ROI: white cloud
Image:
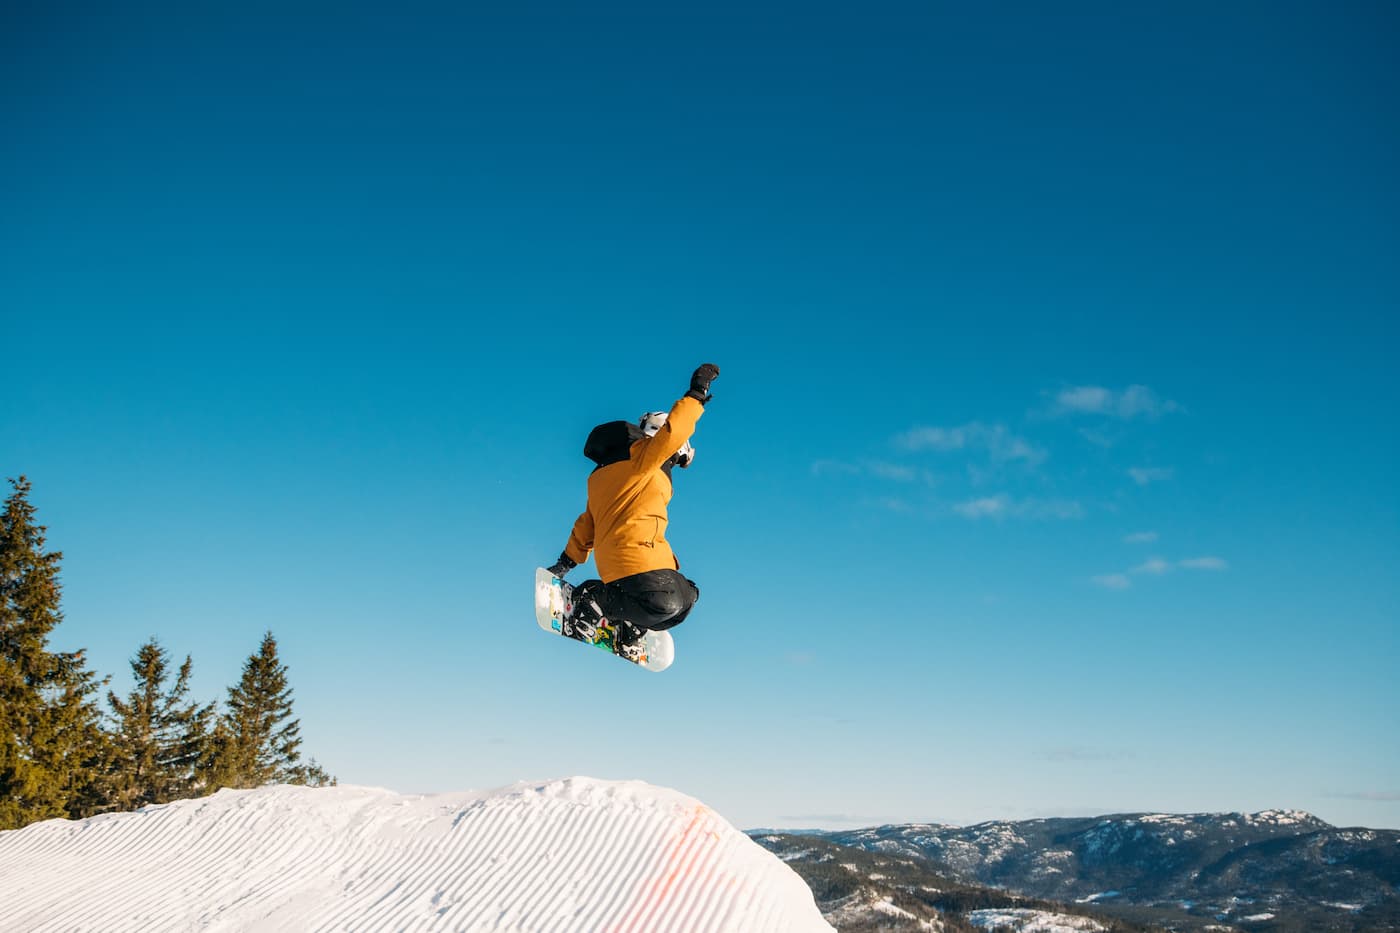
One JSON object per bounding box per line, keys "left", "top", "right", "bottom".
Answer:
{"left": 896, "top": 422, "right": 1046, "bottom": 466}
{"left": 1029, "top": 499, "right": 1086, "bottom": 520}
{"left": 812, "top": 460, "right": 932, "bottom": 485}
{"left": 1077, "top": 427, "right": 1116, "bottom": 448}
{"left": 778, "top": 811, "right": 894, "bottom": 826}
{"left": 1123, "top": 531, "right": 1158, "bottom": 544}
{"left": 1056, "top": 385, "right": 1113, "bottom": 414}
{"left": 1051, "top": 384, "right": 1180, "bottom": 420}
{"left": 1327, "top": 791, "right": 1400, "bottom": 802}
{"left": 1179, "top": 556, "right": 1229, "bottom": 570}
{"left": 1128, "top": 466, "right": 1175, "bottom": 486}
{"left": 872, "top": 496, "right": 915, "bottom": 515}
{"left": 811, "top": 459, "right": 862, "bottom": 477}
{"left": 1094, "top": 553, "right": 1227, "bottom": 589}
{"left": 1131, "top": 557, "right": 1173, "bottom": 575}
{"left": 953, "top": 495, "right": 1009, "bottom": 519}
{"left": 897, "top": 426, "right": 964, "bottom": 451}
{"left": 865, "top": 461, "right": 920, "bottom": 483}
{"left": 953, "top": 495, "right": 1083, "bottom": 521}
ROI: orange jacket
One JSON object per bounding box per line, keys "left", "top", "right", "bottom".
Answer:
{"left": 563, "top": 395, "right": 705, "bottom": 583}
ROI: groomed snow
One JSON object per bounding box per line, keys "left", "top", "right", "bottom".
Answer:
{"left": 0, "top": 777, "right": 832, "bottom": 932}
{"left": 967, "top": 909, "right": 1106, "bottom": 932}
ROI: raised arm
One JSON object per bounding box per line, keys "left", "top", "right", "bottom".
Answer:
{"left": 632, "top": 364, "right": 719, "bottom": 473}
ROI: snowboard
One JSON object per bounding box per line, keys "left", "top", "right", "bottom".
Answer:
{"left": 535, "top": 567, "right": 675, "bottom": 672}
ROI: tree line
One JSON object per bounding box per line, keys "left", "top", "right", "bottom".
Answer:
{"left": 1, "top": 476, "right": 332, "bottom": 831}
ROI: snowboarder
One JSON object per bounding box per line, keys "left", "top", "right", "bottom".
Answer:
{"left": 546, "top": 363, "right": 720, "bottom": 661}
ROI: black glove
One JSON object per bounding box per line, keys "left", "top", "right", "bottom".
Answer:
{"left": 547, "top": 553, "right": 577, "bottom": 579}
{"left": 686, "top": 363, "right": 720, "bottom": 404}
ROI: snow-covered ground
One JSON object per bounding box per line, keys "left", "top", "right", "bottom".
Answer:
{"left": 0, "top": 776, "right": 832, "bottom": 932}
{"left": 967, "top": 908, "right": 1106, "bottom": 932}
{"left": 823, "top": 892, "right": 941, "bottom": 931}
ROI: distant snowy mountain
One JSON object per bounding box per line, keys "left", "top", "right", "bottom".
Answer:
{"left": 752, "top": 830, "right": 1149, "bottom": 933}
{"left": 0, "top": 777, "right": 831, "bottom": 932}
{"left": 786, "top": 809, "right": 1400, "bottom": 931}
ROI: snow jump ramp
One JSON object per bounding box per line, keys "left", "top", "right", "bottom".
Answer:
{"left": 0, "top": 776, "right": 832, "bottom": 932}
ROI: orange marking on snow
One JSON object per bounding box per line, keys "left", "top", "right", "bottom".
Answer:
{"left": 615, "top": 805, "right": 717, "bottom": 933}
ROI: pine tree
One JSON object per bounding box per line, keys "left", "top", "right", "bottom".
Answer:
{"left": 205, "top": 632, "right": 328, "bottom": 789}
{"left": 0, "top": 476, "right": 110, "bottom": 828}
{"left": 195, "top": 720, "right": 241, "bottom": 792}
{"left": 290, "top": 757, "right": 336, "bottom": 788}
{"left": 107, "top": 639, "right": 213, "bottom": 808}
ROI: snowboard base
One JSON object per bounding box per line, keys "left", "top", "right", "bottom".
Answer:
{"left": 535, "top": 568, "right": 675, "bottom": 672}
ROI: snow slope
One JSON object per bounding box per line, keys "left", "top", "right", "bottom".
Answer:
{"left": 0, "top": 777, "right": 832, "bottom": 932}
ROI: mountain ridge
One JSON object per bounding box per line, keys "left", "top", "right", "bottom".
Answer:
{"left": 752, "top": 807, "right": 1400, "bottom": 931}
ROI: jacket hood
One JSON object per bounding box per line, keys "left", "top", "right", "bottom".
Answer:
{"left": 583, "top": 420, "right": 645, "bottom": 469}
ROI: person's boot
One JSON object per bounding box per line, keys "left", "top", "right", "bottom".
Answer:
{"left": 614, "top": 621, "right": 646, "bottom": 661}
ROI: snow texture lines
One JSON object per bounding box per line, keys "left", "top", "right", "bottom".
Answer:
{"left": 0, "top": 778, "right": 830, "bottom": 932}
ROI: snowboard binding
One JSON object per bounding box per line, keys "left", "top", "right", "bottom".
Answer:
{"left": 563, "top": 593, "right": 605, "bottom": 642}
{"left": 565, "top": 592, "right": 646, "bottom": 661}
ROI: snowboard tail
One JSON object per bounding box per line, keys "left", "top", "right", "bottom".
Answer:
{"left": 535, "top": 568, "right": 674, "bottom": 672}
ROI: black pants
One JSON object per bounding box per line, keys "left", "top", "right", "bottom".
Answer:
{"left": 575, "top": 569, "right": 699, "bottom": 632}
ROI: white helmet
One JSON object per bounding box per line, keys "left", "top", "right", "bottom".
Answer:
{"left": 639, "top": 411, "right": 695, "bottom": 468}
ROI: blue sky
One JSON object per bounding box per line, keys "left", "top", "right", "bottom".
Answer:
{"left": 3, "top": 2, "right": 1397, "bottom": 830}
